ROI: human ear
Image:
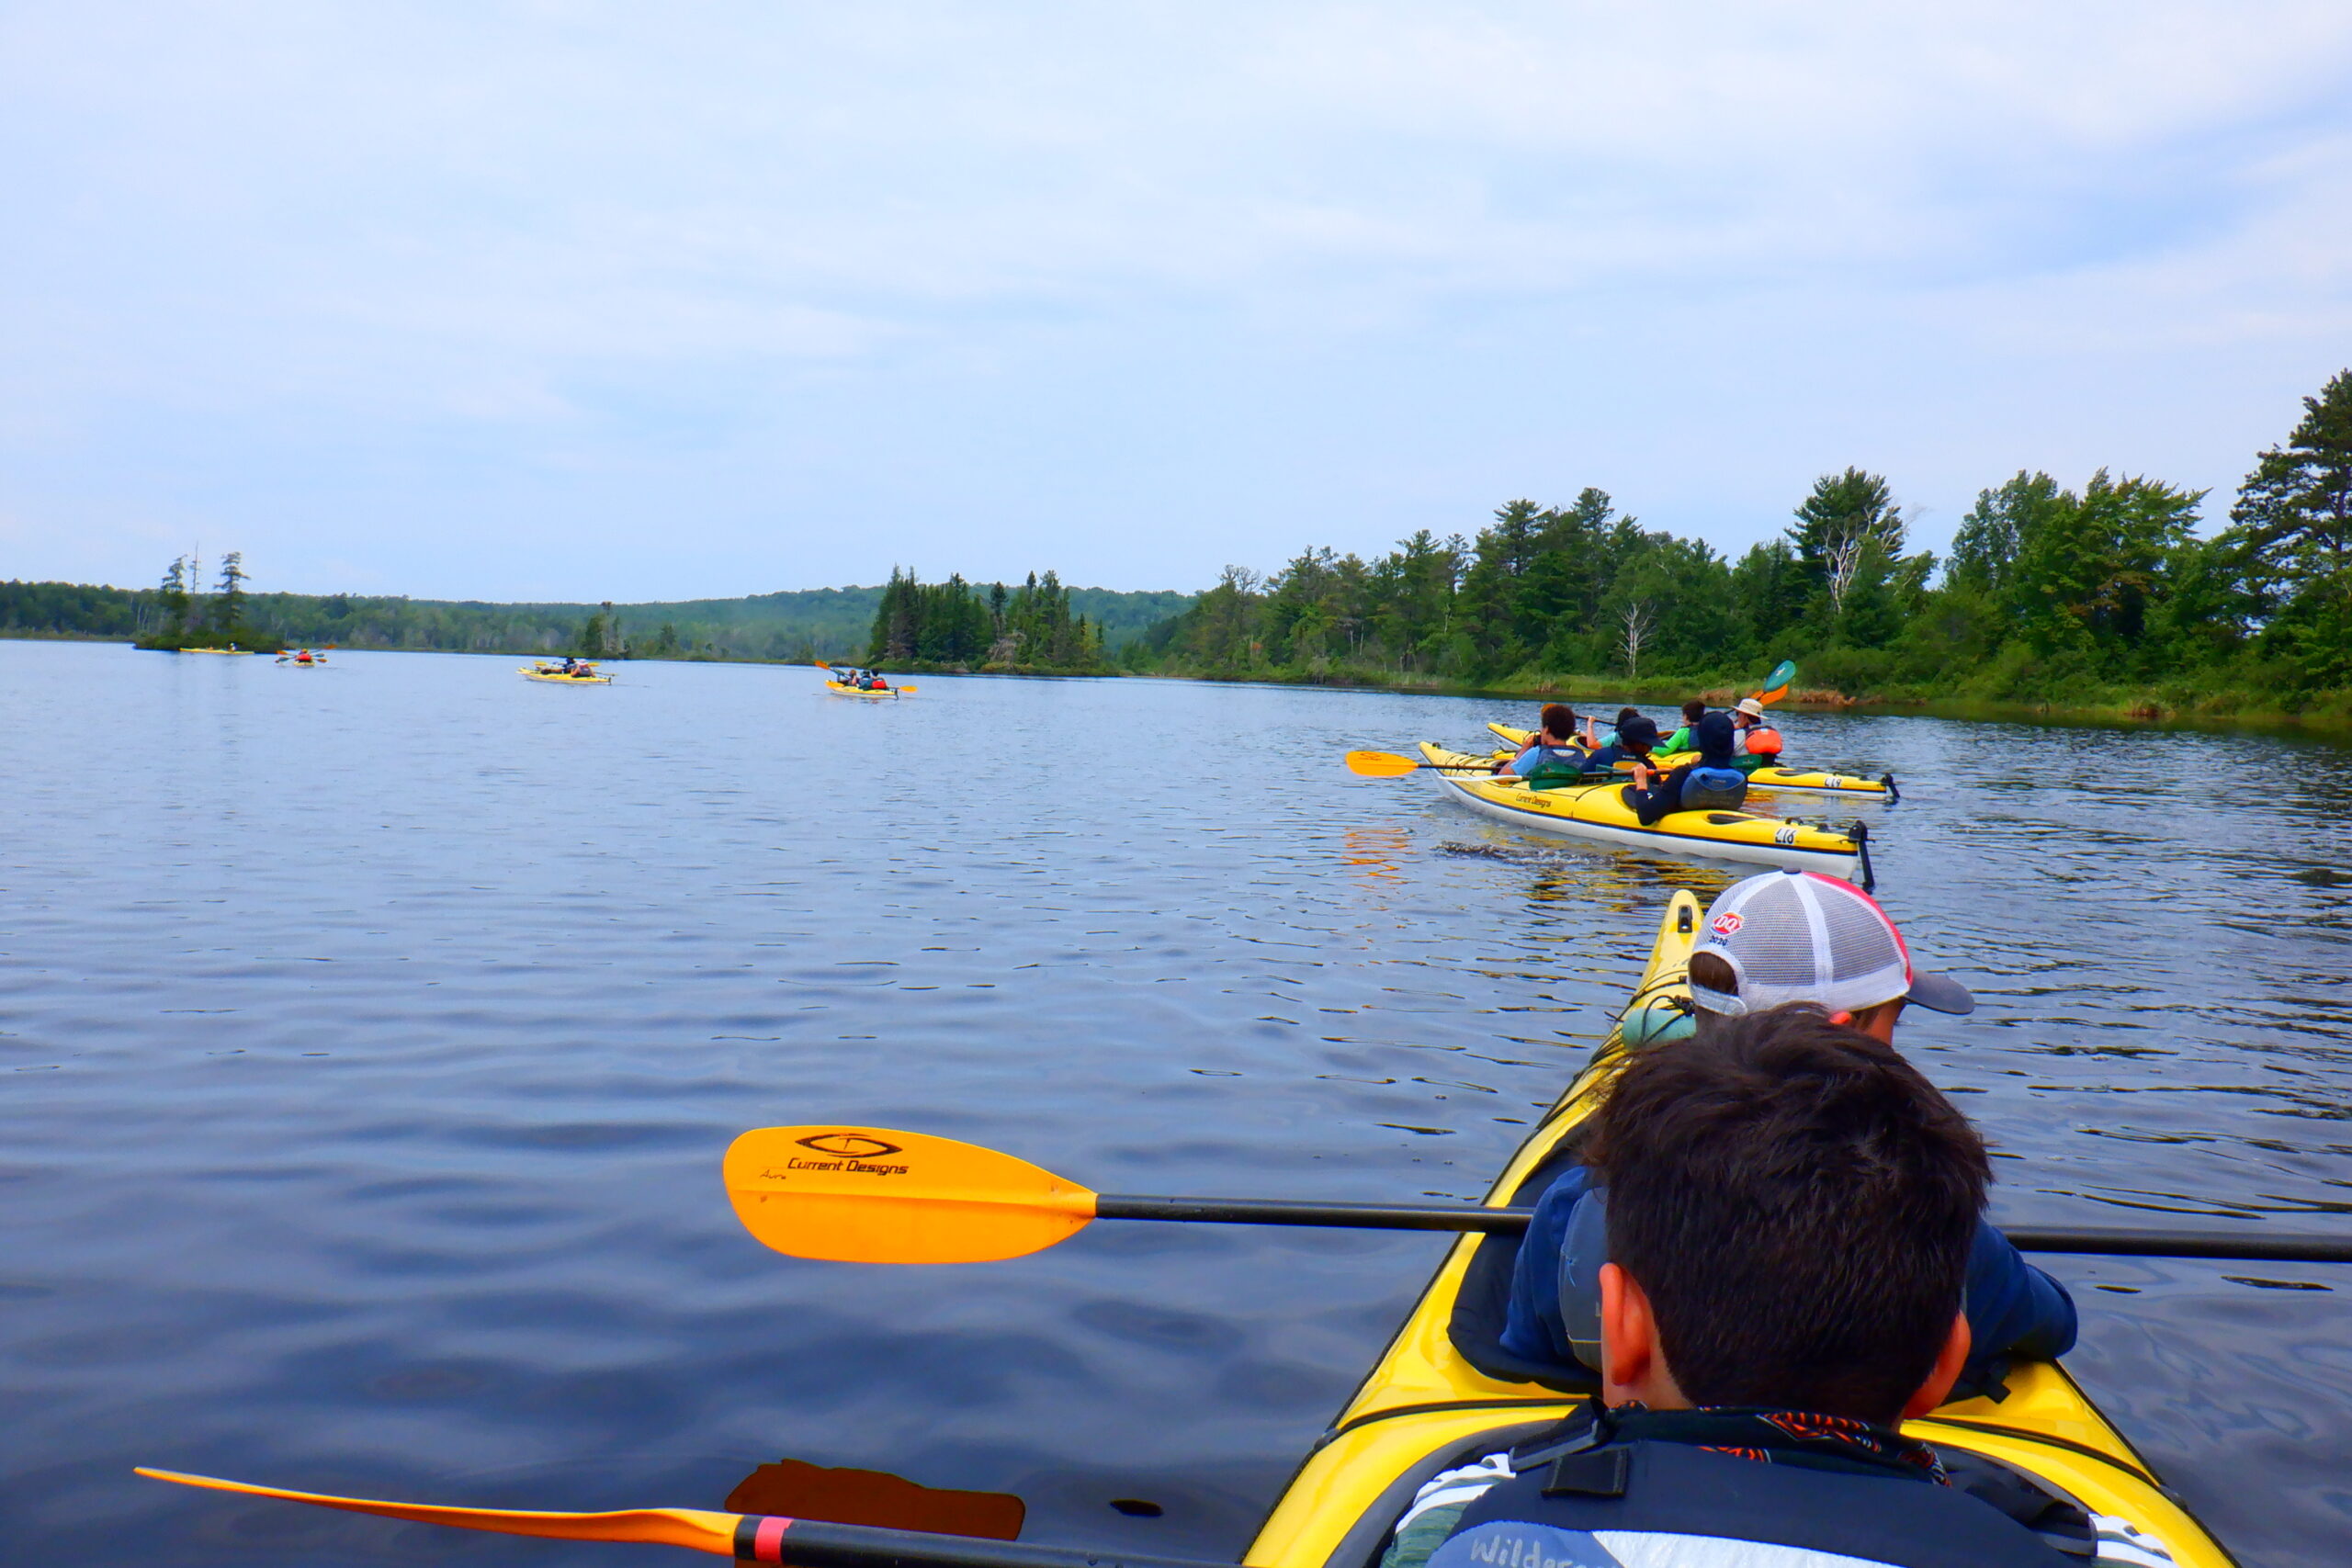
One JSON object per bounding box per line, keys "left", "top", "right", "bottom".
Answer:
{"left": 1599, "top": 1262, "right": 1654, "bottom": 1405}
{"left": 1900, "top": 1312, "right": 1973, "bottom": 1419}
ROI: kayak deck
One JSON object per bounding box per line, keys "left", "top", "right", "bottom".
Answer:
{"left": 1420, "top": 743, "right": 1868, "bottom": 881}
{"left": 1486, "top": 723, "right": 1894, "bottom": 799}
{"left": 1244, "top": 891, "right": 2226, "bottom": 1568}
{"left": 824, "top": 680, "right": 902, "bottom": 698}
{"left": 520, "top": 666, "right": 612, "bottom": 683}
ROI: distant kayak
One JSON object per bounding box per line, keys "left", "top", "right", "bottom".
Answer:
{"left": 1487, "top": 722, "right": 1896, "bottom": 799}
{"left": 1419, "top": 741, "right": 1871, "bottom": 881}
{"left": 521, "top": 664, "right": 612, "bottom": 684}
{"left": 823, "top": 679, "right": 903, "bottom": 699}
{"left": 180, "top": 647, "right": 255, "bottom": 656}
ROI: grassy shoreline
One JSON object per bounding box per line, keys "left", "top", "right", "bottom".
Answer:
{"left": 20, "top": 631, "right": 2347, "bottom": 738}
{"left": 1135, "top": 665, "right": 2352, "bottom": 739}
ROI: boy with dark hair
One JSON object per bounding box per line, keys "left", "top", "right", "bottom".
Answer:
{"left": 1391, "top": 1009, "right": 2153, "bottom": 1566}
{"left": 1494, "top": 705, "right": 1589, "bottom": 785}
{"left": 1658, "top": 697, "right": 1709, "bottom": 754}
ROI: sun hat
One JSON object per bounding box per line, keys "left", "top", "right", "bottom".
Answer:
{"left": 1617, "top": 715, "right": 1661, "bottom": 751}
{"left": 1735, "top": 696, "right": 1768, "bottom": 719}
{"left": 1690, "top": 869, "right": 1973, "bottom": 1017}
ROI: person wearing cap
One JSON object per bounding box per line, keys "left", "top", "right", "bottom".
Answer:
{"left": 1731, "top": 694, "right": 1786, "bottom": 773}
{"left": 1622, "top": 710, "right": 1748, "bottom": 823}
{"left": 1490, "top": 870, "right": 2077, "bottom": 1399}
{"left": 1493, "top": 704, "right": 1590, "bottom": 786}
{"left": 1578, "top": 712, "right": 1661, "bottom": 774}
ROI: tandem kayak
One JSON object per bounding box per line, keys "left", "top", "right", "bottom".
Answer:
{"left": 1420, "top": 742, "right": 1872, "bottom": 882}
{"left": 824, "top": 680, "right": 903, "bottom": 699}
{"left": 1487, "top": 723, "right": 1897, "bottom": 800}
{"left": 1244, "top": 888, "right": 2227, "bottom": 1568}
{"left": 520, "top": 664, "right": 613, "bottom": 684}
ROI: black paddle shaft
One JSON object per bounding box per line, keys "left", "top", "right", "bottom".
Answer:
{"left": 2002, "top": 1226, "right": 2352, "bottom": 1265}
{"left": 1091, "top": 1196, "right": 2352, "bottom": 1263}
{"left": 1095, "top": 1195, "right": 1535, "bottom": 1233}
{"left": 740, "top": 1517, "right": 1228, "bottom": 1568}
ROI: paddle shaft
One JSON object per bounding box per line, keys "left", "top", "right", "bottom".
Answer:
{"left": 1096, "top": 1195, "right": 1534, "bottom": 1232}
{"left": 740, "top": 1517, "right": 1221, "bottom": 1568}
{"left": 1092, "top": 1195, "right": 2352, "bottom": 1262}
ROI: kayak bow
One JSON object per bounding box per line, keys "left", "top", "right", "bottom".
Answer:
{"left": 1245, "top": 891, "right": 2229, "bottom": 1568}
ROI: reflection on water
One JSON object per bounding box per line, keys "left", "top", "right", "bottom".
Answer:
{"left": 0, "top": 643, "right": 2347, "bottom": 1568}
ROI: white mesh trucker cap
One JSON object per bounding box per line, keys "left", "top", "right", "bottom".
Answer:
{"left": 1690, "top": 869, "right": 1973, "bottom": 1018}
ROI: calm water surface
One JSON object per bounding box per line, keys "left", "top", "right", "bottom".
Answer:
{"left": 3, "top": 642, "right": 2347, "bottom": 1566}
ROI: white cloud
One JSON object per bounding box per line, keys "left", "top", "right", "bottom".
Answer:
{"left": 0, "top": 2, "right": 2347, "bottom": 595}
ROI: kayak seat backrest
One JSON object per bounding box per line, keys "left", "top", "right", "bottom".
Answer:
{"left": 1319, "top": 1418, "right": 1567, "bottom": 1568}
{"left": 1679, "top": 767, "right": 1748, "bottom": 811}
{"left": 1446, "top": 1140, "right": 1602, "bottom": 1395}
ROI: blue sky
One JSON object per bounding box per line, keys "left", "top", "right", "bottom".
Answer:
{"left": 4, "top": 3, "right": 2350, "bottom": 602}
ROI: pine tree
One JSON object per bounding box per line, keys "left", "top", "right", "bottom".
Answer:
{"left": 2228, "top": 368, "right": 2352, "bottom": 688}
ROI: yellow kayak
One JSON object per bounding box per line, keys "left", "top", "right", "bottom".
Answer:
{"left": 824, "top": 679, "right": 904, "bottom": 699}
{"left": 1246, "top": 890, "right": 2228, "bottom": 1568}
{"left": 180, "top": 646, "right": 255, "bottom": 656}
{"left": 520, "top": 664, "right": 613, "bottom": 684}
{"left": 1488, "top": 723, "right": 1896, "bottom": 799}
{"left": 1420, "top": 742, "right": 1871, "bottom": 881}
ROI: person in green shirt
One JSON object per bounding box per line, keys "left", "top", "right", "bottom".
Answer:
{"left": 1657, "top": 698, "right": 1708, "bottom": 754}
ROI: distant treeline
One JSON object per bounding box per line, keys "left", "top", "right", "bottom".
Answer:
{"left": 0, "top": 575, "right": 1193, "bottom": 664}
{"left": 1123, "top": 369, "right": 2352, "bottom": 722}
{"left": 864, "top": 568, "right": 1170, "bottom": 673}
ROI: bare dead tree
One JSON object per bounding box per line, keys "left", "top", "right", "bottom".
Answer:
{"left": 1620, "top": 600, "right": 1656, "bottom": 679}
{"left": 1824, "top": 528, "right": 1869, "bottom": 613}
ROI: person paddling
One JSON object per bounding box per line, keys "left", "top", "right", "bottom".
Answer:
{"left": 1492, "top": 705, "right": 1589, "bottom": 786}
{"left": 1578, "top": 713, "right": 1660, "bottom": 774}
{"left": 1488, "top": 871, "right": 2075, "bottom": 1405}
{"left": 1731, "top": 694, "right": 1786, "bottom": 773}
{"left": 1657, "top": 698, "right": 1707, "bottom": 754}
{"left": 1621, "top": 711, "right": 1748, "bottom": 823}
{"left": 1387, "top": 1005, "right": 2138, "bottom": 1568}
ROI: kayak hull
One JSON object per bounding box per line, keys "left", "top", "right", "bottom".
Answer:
{"left": 520, "top": 667, "right": 613, "bottom": 684}
{"left": 1486, "top": 722, "right": 1895, "bottom": 799}
{"left": 824, "top": 681, "right": 902, "bottom": 699}
{"left": 1244, "top": 891, "right": 2228, "bottom": 1568}
{"left": 1421, "top": 743, "right": 1867, "bottom": 880}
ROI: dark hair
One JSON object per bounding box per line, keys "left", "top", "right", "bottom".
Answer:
{"left": 1682, "top": 699, "right": 1707, "bottom": 723}
{"left": 1615, "top": 707, "right": 1641, "bottom": 728}
{"left": 1540, "top": 704, "right": 1577, "bottom": 738}
{"left": 1687, "top": 950, "right": 1736, "bottom": 1001}
{"left": 1587, "top": 1006, "right": 1989, "bottom": 1423}
{"left": 1692, "top": 711, "right": 1736, "bottom": 766}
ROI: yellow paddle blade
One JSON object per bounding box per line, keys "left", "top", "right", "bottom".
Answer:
{"left": 725, "top": 1126, "right": 1097, "bottom": 1264}
{"left": 1344, "top": 750, "right": 1420, "bottom": 777}
{"left": 135, "top": 1470, "right": 739, "bottom": 1556}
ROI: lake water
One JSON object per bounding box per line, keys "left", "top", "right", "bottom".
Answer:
{"left": 3, "top": 640, "right": 2347, "bottom": 1567}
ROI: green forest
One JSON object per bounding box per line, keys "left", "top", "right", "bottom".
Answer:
{"left": 864, "top": 568, "right": 1119, "bottom": 672}
{"left": 1124, "top": 369, "right": 2352, "bottom": 723}
{"left": 0, "top": 572, "right": 1189, "bottom": 667}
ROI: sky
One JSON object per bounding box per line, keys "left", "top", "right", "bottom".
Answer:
{"left": 4, "top": 3, "right": 2351, "bottom": 604}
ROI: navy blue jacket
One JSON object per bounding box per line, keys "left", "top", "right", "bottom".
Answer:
{"left": 1497, "top": 1165, "right": 2078, "bottom": 1396}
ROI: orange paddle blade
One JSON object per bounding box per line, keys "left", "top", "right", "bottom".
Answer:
{"left": 1343, "top": 750, "right": 1419, "bottom": 778}
{"left": 816, "top": 660, "right": 832, "bottom": 670}
{"left": 724, "top": 1127, "right": 1097, "bottom": 1263}
{"left": 135, "top": 1470, "right": 739, "bottom": 1556}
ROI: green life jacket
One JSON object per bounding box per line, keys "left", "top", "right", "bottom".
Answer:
{"left": 1520, "top": 746, "right": 1594, "bottom": 789}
